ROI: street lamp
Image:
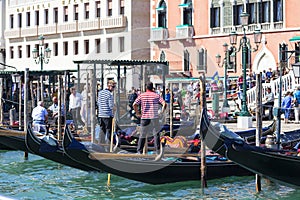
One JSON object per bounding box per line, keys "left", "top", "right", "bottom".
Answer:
{"left": 229, "top": 12, "right": 262, "bottom": 117}
{"left": 32, "top": 35, "right": 51, "bottom": 71}
{"left": 216, "top": 43, "right": 236, "bottom": 113}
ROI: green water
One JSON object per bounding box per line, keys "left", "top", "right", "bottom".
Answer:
{"left": 0, "top": 151, "right": 299, "bottom": 200}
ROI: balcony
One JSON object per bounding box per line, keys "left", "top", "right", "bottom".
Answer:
{"left": 100, "top": 16, "right": 127, "bottom": 29}
{"left": 21, "top": 27, "right": 38, "bottom": 37}
{"left": 57, "top": 21, "right": 78, "bottom": 33}
{"left": 4, "top": 29, "right": 21, "bottom": 38}
{"left": 79, "top": 19, "right": 100, "bottom": 31}
{"left": 39, "top": 24, "right": 57, "bottom": 35}
{"left": 150, "top": 27, "right": 168, "bottom": 42}
{"left": 176, "top": 25, "right": 194, "bottom": 41}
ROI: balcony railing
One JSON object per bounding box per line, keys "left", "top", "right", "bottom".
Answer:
{"left": 150, "top": 27, "right": 168, "bottom": 42}
{"left": 39, "top": 24, "right": 57, "bottom": 35}
{"left": 57, "top": 21, "right": 78, "bottom": 33}
{"left": 79, "top": 19, "right": 100, "bottom": 31}
{"left": 4, "top": 29, "right": 21, "bottom": 38}
{"left": 21, "top": 27, "right": 38, "bottom": 37}
{"left": 176, "top": 25, "right": 194, "bottom": 40}
{"left": 100, "top": 16, "right": 127, "bottom": 29}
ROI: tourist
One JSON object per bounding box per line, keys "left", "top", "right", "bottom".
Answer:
{"left": 48, "top": 97, "right": 65, "bottom": 125}
{"left": 281, "top": 91, "right": 293, "bottom": 123}
{"left": 32, "top": 101, "right": 48, "bottom": 132}
{"left": 69, "top": 87, "right": 85, "bottom": 130}
{"left": 263, "top": 87, "right": 274, "bottom": 120}
{"left": 293, "top": 86, "right": 300, "bottom": 123}
{"left": 128, "top": 88, "right": 138, "bottom": 120}
{"left": 97, "top": 80, "right": 116, "bottom": 143}
{"left": 133, "top": 82, "right": 166, "bottom": 154}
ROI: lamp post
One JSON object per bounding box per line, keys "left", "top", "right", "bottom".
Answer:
{"left": 229, "top": 12, "right": 262, "bottom": 117}
{"left": 32, "top": 35, "right": 51, "bottom": 71}
{"left": 216, "top": 43, "right": 235, "bottom": 112}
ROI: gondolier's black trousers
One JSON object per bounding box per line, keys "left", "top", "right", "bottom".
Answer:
{"left": 137, "top": 118, "right": 160, "bottom": 154}
{"left": 98, "top": 117, "right": 113, "bottom": 144}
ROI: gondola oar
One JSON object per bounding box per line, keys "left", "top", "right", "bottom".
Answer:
{"left": 107, "top": 117, "right": 115, "bottom": 187}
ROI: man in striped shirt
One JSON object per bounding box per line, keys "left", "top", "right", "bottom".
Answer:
{"left": 97, "top": 80, "right": 116, "bottom": 143}
{"left": 133, "top": 82, "right": 166, "bottom": 154}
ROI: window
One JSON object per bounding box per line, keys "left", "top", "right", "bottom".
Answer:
{"left": 248, "top": 3, "right": 257, "bottom": 24}
{"left": 54, "top": 7, "right": 58, "bottom": 23}
{"left": 10, "top": 15, "right": 14, "bottom": 29}
{"left": 26, "top": 12, "right": 31, "bottom": 27}
{"left": 258, "top": 1, "right": 270, "bottom": 23}
{"left": 108, "top": 0, "right": 112, "bottom": 16}
{"left": 74, "top": 5, "right": 79, "bottom": 20}
{"left": 64, "top": 6, "right": 68, "bottom": 22}
{"left": 18, "top": 46, "right": 22, "bottom": 58}
{"left": 84, "top": 40, "right": 89, "bottom": 54}
{"left": 84, "top": 3, "right": 89, "bottom": 19}
{"left": 183, "top": 49, "right": 190, "bottom": 71}
{"left": 107, "top": 38, "right": 112, "bottom": 53}
{"left": 18, "top": 13, "right": 22, "bottom": 28}
{"left": 53, "top": 42, "right": 58, "bottom": 56}
{"left": 119, "top": 37, "right": 124, "bottom": 52}
{"left": 157, "top": 0, "right": 167, "bottom": 28}
{"left": 44, "top": 9, "right": 49, "bottom": 24}
{"left": 273, "top": 0, "right": 283, "bottom": 22}
{"left": 63, "top": 42, "right": 68, "bottom": 56}
{"left": 197, "top": 48, "right": 207, "bottom": 72}
{"left": 26, "top": 45, "right": 31, "bottom": 58}
{"left": 35, "top": 11, "right": 39, "bottom": 26}
{"left": 10, "top": 47, "right": 14, "bottom": 59}
{"left": 95, "top": 39, "right": 101, "bottom": 53}
{"left": 74, "top": 41, "right": 79, "bottom": 55}
{"left": 210, "top": 6, "right": 220, "bottom": 28}
{"left": 233, "top": 4, "right": 243, "bottom": 25}
{"left": 96, "top": 1, "right": 101, "bottom": 17}
{"left": 120, "top": 0, "right": 125, "bottom": 15}
{"left": 183, "top": 0, "right": 192, "bottom": 25}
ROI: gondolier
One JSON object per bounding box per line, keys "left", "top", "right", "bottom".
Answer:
{"left": 133, "top": 82, "right": 166, "bottom": 154}
{"left": 31, "top": 101, "right": 48, "bottom": 132}
{"left": 97, "top": 79, "right": 116, "bottom": 144}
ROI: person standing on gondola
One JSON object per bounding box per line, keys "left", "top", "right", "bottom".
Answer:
{"left": 32, "top": 101, "right": 48, "bottom": 132}
{"left": 133, "top": 82, "right": 166, "bottom": 154}
{"left": 69, "top": 87, "right": 85, "bottom": 130}
{"left": 97, "top": 80, "right": 116, "bottom": 144}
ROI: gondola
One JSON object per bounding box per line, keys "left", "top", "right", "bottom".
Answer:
{"left": 199, "top": 108, "right": 300, "bottom": 187}
{"left": 63, "top": 124, "right": 252, "bottom": 184}
{"left": 25, "top": 124, "right": 97, "bottom": 172}
{"left": 0, "top": 127, "right": 27, "bottom": 151}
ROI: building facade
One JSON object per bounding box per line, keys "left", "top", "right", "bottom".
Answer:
{"left": 3, "top": 0, "right": 151, "bottom": 90}
{"left": 150, "top": 0, "right": 300, "bottom": 78}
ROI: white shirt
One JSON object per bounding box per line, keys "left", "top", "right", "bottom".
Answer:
{"left": 69, "top": 92, "right": 82, "bottom": 109}
{"left": 32, "top": 105, "right": 48, "bottom": 121}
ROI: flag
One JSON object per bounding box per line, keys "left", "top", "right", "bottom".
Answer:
{"left": 211, "top": 71, "right": 219, "bottom": 83}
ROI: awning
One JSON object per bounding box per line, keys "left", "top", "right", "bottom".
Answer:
{"left": 156, "top": 6, "right": 166, "bottom": 11}
{"left": 289, "top": 36, "right": 300, "bottom": 42}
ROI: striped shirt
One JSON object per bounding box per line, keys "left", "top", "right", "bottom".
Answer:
{"left": 134, "top": 91, "right": 165, "bottom": 119}
{"left": 97, "top": 89, "right": 114, "bottom": 117}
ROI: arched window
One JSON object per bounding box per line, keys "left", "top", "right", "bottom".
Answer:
{"left": 184, "top": 49, "right": 190, "bottom": 72}
{"left": 179, "top": 0, "right": 193, "bottom": 26}
{"left": 157, "top": 0, "right": 167, "bottom": 28}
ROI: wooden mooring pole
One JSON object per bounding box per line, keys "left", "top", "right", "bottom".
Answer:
{"left": 24, "top": 68, "right": 29, "bottom": 159}
{"left": 199, "top": 74, "right": 207, "bottom": 191}
{"left": 255, "top": 72, "right": 262, "bottom": 192}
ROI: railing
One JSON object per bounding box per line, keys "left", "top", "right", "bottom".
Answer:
{"left": 247, "top": 71, "right": 296, "bottom": 108}
{"left": 100, "top": 16, "right": 126, "bottom": 29}
{"left": 150, "top": 28, "right": 168, "bottom": 41}
{"left": 21, "top": 27, "right": 38, "bottom": 37}
{"left": 57, "top": 22, "right": 78, "bottom": 33}
{"left": 39, "top": 24, "right": 57, "bottom": 35}
{"left": 79, "top": 19, "right": 100, "bottom": 31}
{"left": 176, "top": 25, "right": 194, "bottom": 39}
{"left": 4, "top": 29, "right": 21, "bottom": 38}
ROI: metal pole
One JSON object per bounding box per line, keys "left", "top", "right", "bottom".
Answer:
{"left": 240, "top": 27, "right": 251, "bottom": 116}
{"left": 276, "top": 61, "right": 283, "bottom": 149}
{"left": 24, "top": 68, "right": 29, "bottom": 159}
{"left": 18, "top": 75, "right": 22, "bottom": 130}
{"left": 223, "top": 50, "right": 229, "bottom": 109}
{"left": 40, "top": 46, "right": 43, "bottom": 71}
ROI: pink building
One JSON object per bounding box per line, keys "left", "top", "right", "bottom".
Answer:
{"left": 149, "top": 0, "right": 300, "bottom": 78}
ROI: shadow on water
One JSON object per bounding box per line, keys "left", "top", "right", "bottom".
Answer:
{"left": 0, "top": 151, "right": 299, "bottom": 199}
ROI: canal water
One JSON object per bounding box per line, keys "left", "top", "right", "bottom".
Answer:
{"left": 0, "top": 150, "right": 299, "bottom": 200}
